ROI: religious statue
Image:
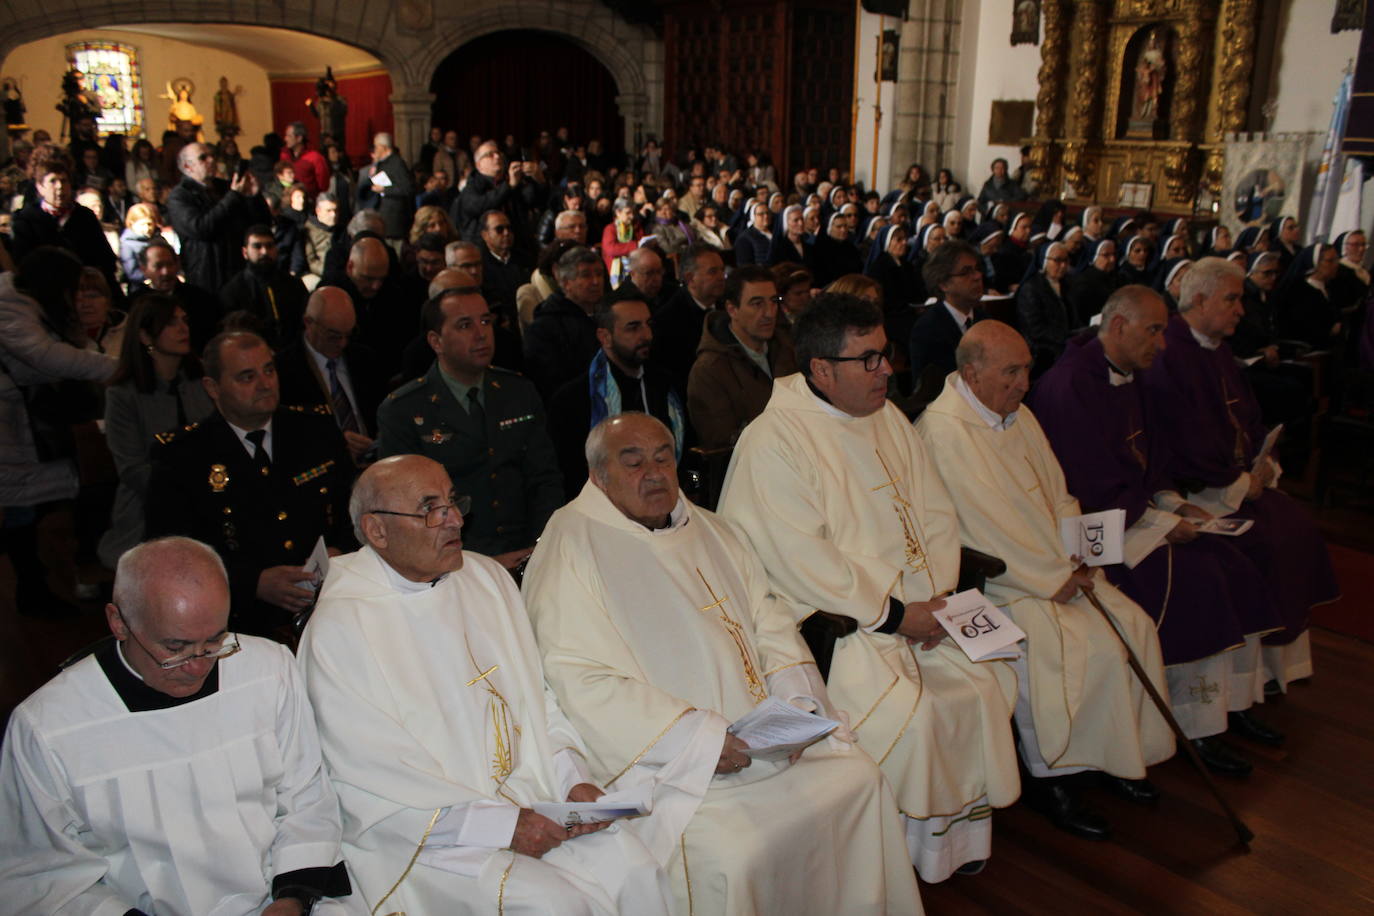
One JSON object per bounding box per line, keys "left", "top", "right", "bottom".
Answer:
{"left": 1132, "top": 29, "right": 1167, "bottom": 122}
{"left": 56, "top": 69, "right": 101, "bottom": 133}
{"left": 305, "top": 67, "right": 348, "bottom": 153}
{"left": 214, "top": 76, "right": 242, "bottom": 140}
{"left": 160, "top": 78, "right": 205, "bottom": 142}
{"left": 3, "top": 77, "right": 27, "bottom": 136}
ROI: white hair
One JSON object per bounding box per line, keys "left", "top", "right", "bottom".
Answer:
{"left": 1179, "top": 257, "right": 1243, "bottom": 312}
{"left": 584, "top": 412, "right": 671, "bottom": 482}
{"left": 372, "top": 132, "right": 394, "bottom": 151}
{"left": 113, "top": 537, "right": 226, "bottom": 624}
{"left": 348, "top": 468, "right": 384, "bottom": 545}
{"left": 347, "top": 209, "right": 384, "bottom": 236}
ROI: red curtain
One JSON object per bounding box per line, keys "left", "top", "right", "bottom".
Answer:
{"left": 269, "top": 71, "right": 394, "bottom": 163}
{"left": 428, "top": 30, "right": 624, "bottom": 156}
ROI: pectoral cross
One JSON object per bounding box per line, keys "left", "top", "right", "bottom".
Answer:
{"left": 1189, "top": 676, "right": 1221, "bottom": 704}
{"left": 873, "top": 450, "right": 936, "bottom": 593}
{"left": 465, "top": 653, "right": 516, "bottom": 786}
{"left": 696, "top": 568, "right": 766, "bottom": 702}
{"left": 1220, "top": 375, "right": 1251, "bottom": 468}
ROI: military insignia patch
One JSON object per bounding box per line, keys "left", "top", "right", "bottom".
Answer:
{"left": 428, "top": 429, "right": 453, "bottom": 444}
{"left": 209, "top": 464, "right": 229, "bottom": 492}
{"left": 293, "top": 460, "right": 336, "bottom": 486}
{"left": 498, "top": 414, "right": 535, "bottom": 430}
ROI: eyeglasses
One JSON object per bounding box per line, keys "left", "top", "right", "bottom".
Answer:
{"left": 950, "top": 266, "right": 982, "bottom": 279}
{"left": 824, "top": 342, "right": 894, "bottom": 372}
{"left": 369, "top": 494, "right": 472, "bottom": 528}
{"left": 1045, "top": 256, "right": 1069, "bottom": 264}
{"left": 116, "top": 606, "right": 241, "bottom": 669}
{"left": 488, "top": 224, "right": 513, "bottom": 234}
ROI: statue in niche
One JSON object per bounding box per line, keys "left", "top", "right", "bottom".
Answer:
{"left": 306, "top": 67, "right": 349, "bottom": 154}
{"left": 160, "top": 78, "right": 205, "bottom": 142}
{"left": 4, "top": 77, "right": 28, "bottom": 136}
{"left": 214, "top": 76, "right": 243, "bottom": 140}
{"left": 1132, "top": 29, "right": 1167, "bottom": 122}
{"left": 1122, "top": 26, "right": 1170, "bottom": 140}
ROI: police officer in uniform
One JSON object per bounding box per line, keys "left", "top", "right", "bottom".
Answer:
{"left": 376, "top": 286, "right": 562, "bottom": 571}
{"left": 146, "top": 331, "right": 355, "bottom": 639}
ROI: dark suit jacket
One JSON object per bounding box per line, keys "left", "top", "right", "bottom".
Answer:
{"left": 275, "top": 337, "right": 388, "bottom": 437}
{"left": 908, "top": 301, "right": 987, "bottom": 382}
{"left": 166, "top": 177, "right": 269, "bottom": 292}
{"left": 145, "top": 406, "right": 355, "bottom": 636}
{"left": 219, "top": 267, "right": 309, "bottom": 350}
{"left": 651, "top": 286, "right": 715, "bottom": 396}
{"left": 375, "top": 363, "right": 563, "bottom": 556}
{"left": 10, "top": 202, "right": 118, "bottom": 293}
{"left": 355, "top": 152, "right": 414, "bottom": 239}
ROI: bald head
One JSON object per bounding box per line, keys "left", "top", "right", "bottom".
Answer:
{"left": 346, "top": 237, "right": 390, "bottom": 299}
{"left": 303, "top": 286, "right": 357, "bottom": 359}
{"left": 955, "top": 320, "right": 1033, "bottom": 419}
{"left": 428, "top": 268, "right": 469, "bottom": 298}
{"left": 350, "top": 455, "right": 466, "bottom": 581}
{"left": 585, "top": 413, "right": 679, "bottom": 529}
{"left": 1100, "top": 285, "right": 1169, "bottom": 373}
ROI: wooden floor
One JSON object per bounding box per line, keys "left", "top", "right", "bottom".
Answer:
{"left": 2, "top": 509, "right": 1372, "bottom": 914}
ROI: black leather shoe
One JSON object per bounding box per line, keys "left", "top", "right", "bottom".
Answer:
{"left": 954, "top": 860, "right": 987, "bottom": 876}
{"left": 1228, "top": 710, "right": 1285, "bottom": 746}
{"left": 1024, "top": 780, "right": 1111, "bottom": 840}
{"left": 1191, "top": 736, "right": 1253, "bottom": 775}
{"left": 1099, "top": 774, "right": 1160, "bottom": 805}
{"left": 1263, "top": 678, "right": 1282, "bottom": 697}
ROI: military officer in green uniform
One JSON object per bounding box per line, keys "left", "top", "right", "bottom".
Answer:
{"left": 146, "top": 331, "right": 355, "bottom": 639}
{"left": 376, "top": 286, "right": 562, "bottom": 569}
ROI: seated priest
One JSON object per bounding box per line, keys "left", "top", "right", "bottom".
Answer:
{"left": 1140, "top": 259, "right": 1338, "bottom": 699}
{"left": 297, "top": 455, "right": 671, "bottom": 916}
{"left": 0, "top": 537, "right": 361, "bottom": 915}
{"left": 914, "top": 320, "right": 1174, "bottom": 839}
{"left": 521, "top": 413, "right": 922, "bottom": 915}
{"left": 717, "top": 293, "right": 1020, "bottom": 882}
{"left": 1028, "top": 285, "right": 1291, "bottom": 774}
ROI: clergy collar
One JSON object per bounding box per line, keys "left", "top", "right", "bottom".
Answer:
{"left": 97, "top": 638, "right": 220, "bottom": 713}
{"left": 1306, "top": 275, "right": 1329, "bottom": 297}
{"left": 643, "top": 495, "right": 690, "bottom": 535}
{"left": 803, "top": 376, "right": 859, "bottom": 420}
{"left": 1188, "top": 325, "right": 1221, "bottom": 350}
{"left": 953, "top": 374, "right": 1017, "bottom": 430}
{"left": 376, "top": 552, "right": 451, "bottom": 593}
{"left": 1103, "top": 354, "right": 1135, "bottom": 386}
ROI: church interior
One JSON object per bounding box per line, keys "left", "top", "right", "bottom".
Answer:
{"left": 1, "top": 0, "right": 1373, "bottom": 911}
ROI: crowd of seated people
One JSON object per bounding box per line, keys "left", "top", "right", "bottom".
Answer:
{"left": 0, "top": 110, "right": 1364, "bottom": 913}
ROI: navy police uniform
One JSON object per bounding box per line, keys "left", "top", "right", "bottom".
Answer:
{"left": 376, "top": 364, "right": 563, "bottom": 557}
{"left": 145, "top": 405, "right": 355, "bottom": 638}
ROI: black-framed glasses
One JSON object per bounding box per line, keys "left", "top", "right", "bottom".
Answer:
{"left": 115, "top": 606, "right": 240, "bottom": 670}
{"left": 824, "top": 342, "right": 893, "bottom": 372}
{"left": 369, "top": 494, "right": 472, "bottom": 528}
{"left": 950, "top": 266, "right": 982, "bottom": 279}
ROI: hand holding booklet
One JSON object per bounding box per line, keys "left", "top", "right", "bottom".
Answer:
{"left": 728, "top": 697, "right": 838, "bottom": 760}
{"left": 531, "top": 784, "right": 653, "bottom": 830}
{"left": 931, "top": 589, "right": 1025, "bottom": 662}
{"left": 1197, "top": 518, "right": 1253, "bottom": 536}
{"left": 1059, "top": 509, "right": 1125, "bottom": 567}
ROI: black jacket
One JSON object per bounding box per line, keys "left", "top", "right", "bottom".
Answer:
{"left": 650, "top": 286, "right": 715, "bottom": 396}
{"left": 10, "top": 202, "right": 118, "bottom": 293}
{"left": 454, "top": 173, "right": 544, "bottom": 251}
{"left": 908, "top": 301, "right": 987, "bottom": 383}
{"left": 522, "top": 292, "right": 600, "bottom": 399}
{"left": 812, "top": 234, "right": 864, "bottom": 288}
{"left": 275, "top": 336, "right": 388, "bottom": 437}
{"left": 166, "top": 177, "right": 269, "bottom": 293}
{"left": 219, "top": 267, "right": 309, "bottom": 350}
{"left": 355, "top": 152, "right": 414, "bottom": 239}
{"left": 1016, "top": 273, "right": 1072, "bottom": 377}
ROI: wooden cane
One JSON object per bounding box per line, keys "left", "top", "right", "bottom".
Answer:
{"left": 1080, "top": 587, "right": 1255, "bottom": 849}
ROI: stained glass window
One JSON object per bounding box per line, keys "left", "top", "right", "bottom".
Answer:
{"left": 65, "top": 41, "right": 143, "bottom": 137}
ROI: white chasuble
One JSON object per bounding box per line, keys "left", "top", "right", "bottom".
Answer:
{"left": 916, "top": 378, "right": 1175, "bottom": 776}
{"left": 522, "top": 484, "right": 922, "bottom": 915}
{"left": 0, "top": 637, "right": 362, "bottom": 916}
{"left": 298, "top": 547, "right": 669, "bottom": 916}
{"left": 718, "top": 373, "right": 1020, "bottom": 821}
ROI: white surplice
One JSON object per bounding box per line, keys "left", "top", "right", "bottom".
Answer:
{"left": 718, "top": 372, "right": 1020, "bottom": 882}
{"left": 298, "top": 547, "right": 670, "bottom": 916}
{"left": 916, "top": 377, "right": 1175, "bottom": 777}
{"left": 521, "top": 483, "right": 922, "bottom": 915}
{"left": 0, "top": 636, "right": 362, "bottom": 916}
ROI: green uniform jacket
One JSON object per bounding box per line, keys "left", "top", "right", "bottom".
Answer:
{"left": 376, "top": 363, "right": 563, "bottom": 557}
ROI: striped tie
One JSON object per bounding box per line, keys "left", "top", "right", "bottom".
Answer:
{"left": 326, "top": 359, "right": 360, "bottom": 434}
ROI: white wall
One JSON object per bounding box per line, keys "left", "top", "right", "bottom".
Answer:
{"left": 852, "top": 8, "right": 899, "bottom": 191}
{"left": 954, "top": 0, "right": 1041, "bottom": 192}
{"left": 1267, "top": 1, "right": 1361, "bottom": 135}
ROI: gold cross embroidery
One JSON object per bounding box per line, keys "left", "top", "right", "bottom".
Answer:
{"left": 873, "top": 450, "right": 937, "bottom": 594}
{"left": 465, "top": 650, "right": 516, "bottom": 786}
{"left": 1189, "top": 676, "right": 1221, "bottom": 704}
{"left": 695, "top": 568, "right": 766, "bottom": 702}
{"left": 1126, "top": 428, "right": 1148, "bottom": 471}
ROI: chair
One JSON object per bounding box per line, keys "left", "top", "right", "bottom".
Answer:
{"left": 679, "top": 445, "right": 735, "bottom": 512}
{"left": 800, "top": 546, "right": 1007, "bottom": 681}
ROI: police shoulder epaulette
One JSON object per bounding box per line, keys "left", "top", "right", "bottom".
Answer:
{"left": 154, "top": 422, "right": 199, "bottom": 445}
{"left": 387, "top": 376, "right": 428, "bottom": 399}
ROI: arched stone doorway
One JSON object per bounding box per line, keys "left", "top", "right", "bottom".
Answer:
{"left": 429, "top": 30, "right": 626, "bottom": 157}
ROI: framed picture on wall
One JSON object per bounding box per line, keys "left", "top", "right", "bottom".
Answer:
{"left": 1011, "top": 0, "right": 1041, "bottom": 46}
{"left": 1118, "top": 181, "right": 1154, "bottom": 209}
{"left": 65, "top": 41, "right": 143, "bottom": 138}
{"left": 877, "top": 30, "right": 899, "bottom": 82}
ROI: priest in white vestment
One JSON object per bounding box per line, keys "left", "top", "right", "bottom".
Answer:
{"left": 718, "top": 293, "right": 1021, "bottom": 882}
{"left": 0, "top": 537, "right": 362, "bottom": 916}
{"left": 298, "top": 455, "right": 670, "bottom": 916}
{"left": 522, "top": 414, "right": 922, "bottom": 915}
{"left": 914, "top": 320, "right": 1174, "bottom": 839}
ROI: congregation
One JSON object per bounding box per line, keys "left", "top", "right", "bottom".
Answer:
{"left": 0, "top": 106, "right": 1356, "bottom": 914}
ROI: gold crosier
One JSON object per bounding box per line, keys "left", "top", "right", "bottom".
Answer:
{"left": 465, "top": 647, "right": 519, "bottom": 795}
{"left": 695, "top": 567, "right": 767, "bottom": 702}
{"left": 870, "top": 450, "right": 936, "bottom": 594}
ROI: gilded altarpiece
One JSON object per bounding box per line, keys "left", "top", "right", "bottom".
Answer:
{"left": 1028, "top": 0, "right": 1260, "bottom": 215}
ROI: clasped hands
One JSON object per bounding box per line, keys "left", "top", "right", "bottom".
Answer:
{"left": 511, "top": 783, "right": 610, "bottom": 859}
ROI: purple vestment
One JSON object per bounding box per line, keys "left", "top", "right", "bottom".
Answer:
{"left": 1141, "top": 316, "right": 1339, "bottom": 644}
{"left": 1029, "top": 333, "right": 1280, "bottom": 665}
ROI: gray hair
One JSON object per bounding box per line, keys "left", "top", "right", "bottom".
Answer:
{"left": 954, "top": 335, "right": 985, "bottom": 372}
{"left": 628, "top": 246, "right": 661, "bottom": 270}
{"left": 1178, "top": 256, "right": 1243, "bottom": 312}
{"left": 113, "top": 537, "right": 227, "bottom": 625}
{"left": 445, "top": 240, "right": 479, "bottom": 264}
{"left": 1098, "top": 284, "right": 1164, "bottom": 334}
{"left": 554, "top": 209, "right": 585, "bottom": 231}
{"left": 347, "top": 209, "right": 384, "bottom": 237}
{"left": 553, "top": 246, "right": 600, "bottom": 285}
{"left": 348, "top": 468, "right": 382, "bottom": 545}
{"left": 584, "top": 412, "right": 670, "bottom": 482}
{"left": 372, "top": 132, "right": 394, "bottom": 151}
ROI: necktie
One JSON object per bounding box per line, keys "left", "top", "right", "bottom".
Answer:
{"left": 168, "top": 378, "right": 186, "bottom": 427}
{"left": 326, "top": 359, "right": 360, "bottom": 434}
{"left": 467, "top": 388, "right": 485, "bottom": 439}
{"left": 246, "top": 429, "right": 271, "bottom": 475}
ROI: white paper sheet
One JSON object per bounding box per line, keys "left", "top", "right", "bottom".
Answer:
{"left": 1251, "top": 424, "right": 1283, "bottom": 473}
{"left": 728, "top": 697, "right": 838, "bottom": 760}
{"left": 302, "top": 535, "right": 330, "bottom": 591}
{"left": 1123, "top": 508, "right": 1177, "bottom": 568}
{"left": 1059, "top": 509, "right": 1126, "bottom": 567}
{"left": 931, "top": 589, "right": 1026, "bottom": 662}
{"left": 531, "top": 784, "right": 653, "bottom": 829}
{"left": 1197, "top": 518, "right": 1254, "bottom": 536}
